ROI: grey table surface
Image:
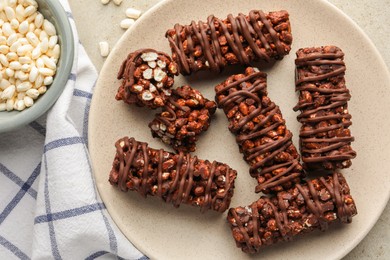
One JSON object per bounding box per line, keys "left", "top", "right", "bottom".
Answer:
{"left": 67, "top": 0, "right": 390, "bottom": 259}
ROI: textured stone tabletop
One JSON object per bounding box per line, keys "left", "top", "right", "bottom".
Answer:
{"left": 67, "top": 0, "right": 389, "bottom": 259}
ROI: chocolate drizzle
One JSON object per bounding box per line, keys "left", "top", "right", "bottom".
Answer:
{"left": 227, "top": 172, "right": 357, "bottom": 254}
{"left": 166, "top": 10, "right": 292, "bottom": 75}
{"left": 215, "top": 68, "right": 304, "bottom": 193}
{"left": 109, "top": 137, "right": 237, "bottom": 212}
{"left": 155, "top": 97, "right": 189, "bottom": 126}
{"left": 294, "top": 46, "right": 356, "bottom": 170}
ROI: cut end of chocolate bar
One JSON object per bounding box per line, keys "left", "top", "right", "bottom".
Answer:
{"left": 149, "top": 85, "right": 217, "bottom": 153}
{"left": 116, "top": 48, "right": 178, "bottom": 109}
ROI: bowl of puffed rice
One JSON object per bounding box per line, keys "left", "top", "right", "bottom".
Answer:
{"left": 0, "top": 0, "right": 74, "bottom": 133}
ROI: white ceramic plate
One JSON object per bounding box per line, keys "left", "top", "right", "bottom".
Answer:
{"left": 89, "top": 0, "right": 390, "bottom": 259}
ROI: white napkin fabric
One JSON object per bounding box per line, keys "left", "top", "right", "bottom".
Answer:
{"left": 0, "top": 0, "right": 146, "bottom": 259}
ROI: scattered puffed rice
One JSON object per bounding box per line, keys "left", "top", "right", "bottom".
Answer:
{"left": 0, "top": 0, "right": 60, "bottom": 112}
{"left": 125, "top": 8, "right": 142, "bottom": 19}
{"left": 0, "top": 102, "right": 6, "bottom": 111}
{"left": 113, "top": 0, "right": 123, "bottom": 6}
{"left": 120, "top": 18, "right": 135, "bottom": 29}
{"left": 99, "top": 41, "right": 110, "bottom": 57}
{"left": 101, "top": 0, "right": 110, "bottom": 5}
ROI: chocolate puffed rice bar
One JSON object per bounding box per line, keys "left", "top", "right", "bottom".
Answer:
{"left": 215, "top": 67, "right": 304, "bottom": 193}
{"left": 109, "top": 137, "right": 237, "bottom": 213}
{"left": 227, "top": 172, "right": 357, "bottom": 254}
{"left": 294, "top": 46, "right": 356, "bottom": 170}
{"left": 166, "top": 10, "right": 292, "bottom": 75}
